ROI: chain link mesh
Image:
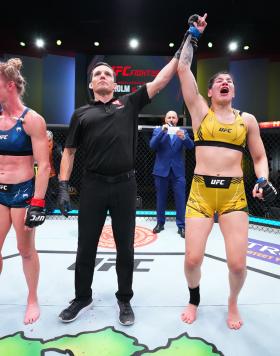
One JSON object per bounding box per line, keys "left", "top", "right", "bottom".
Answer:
{"left": 46, "top": 124, "right": 280, "bottom": 234}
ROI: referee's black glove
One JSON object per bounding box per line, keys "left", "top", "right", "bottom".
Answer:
{"left": 58, "top": 181, "right": 71, "bottom": 217}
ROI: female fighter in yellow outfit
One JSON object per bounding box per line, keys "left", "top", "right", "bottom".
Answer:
{"left": 177, "top": 14, "right": 277, "bottom": 329}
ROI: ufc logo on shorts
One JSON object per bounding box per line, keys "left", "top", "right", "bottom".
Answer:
{"left": 0, "top": 185, "right": 8, "bottom": 191}
{"left": 0, "top": 135, "right": 8, "bottom": 140}
{"left": 211, "top": 179, "right": 225, "bottom": 186}
{"left": 30, "top": 215, "right": 45, "bottom": 222}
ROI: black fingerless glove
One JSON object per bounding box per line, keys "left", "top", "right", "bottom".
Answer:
{"left": 256, "top": 178, "right": 278, "bottom": 203}
{"left": 57, "top": 180, "right": 71, "bottom": 217}
{"left": 25, "top": 198, "right": 46, "bottom": 228}
{"left": 174, "top": 14, "right": 201, "bottom": 59}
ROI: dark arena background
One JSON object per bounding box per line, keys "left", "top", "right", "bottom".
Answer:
{"left": 1, "top": 2, "right": 280, "bottom": 356}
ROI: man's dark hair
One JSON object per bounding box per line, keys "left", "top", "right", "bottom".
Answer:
{"left": 208, "top": 71, "right": 234, "bottom": 89}
{"left": 90, "top": 62, "right": 117, "bottom": 82}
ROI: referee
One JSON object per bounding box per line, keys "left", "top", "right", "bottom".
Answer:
{"left": 58, "top": 60, "right": 180, "bottom": 325}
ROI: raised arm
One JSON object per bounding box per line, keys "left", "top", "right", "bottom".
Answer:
{"left": 146, "top": 16, "right": 201, "bottom": 99}
{"left": 146, "top": 58, "right": 179, "bottom": 99}
{"left": 177, "top": 14, "right": 209, "bottom": 129}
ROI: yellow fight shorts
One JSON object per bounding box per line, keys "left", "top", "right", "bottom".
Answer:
{"left": 186, "top": 174, "right": 248, "bottom": 218}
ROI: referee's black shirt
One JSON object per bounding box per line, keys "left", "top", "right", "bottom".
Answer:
{"left": 65, "top": 85, "right": 151, "bottom": 175}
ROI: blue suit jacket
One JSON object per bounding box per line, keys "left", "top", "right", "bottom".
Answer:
{"left": 150, "top": 127, "right": 194, "bottom": 178}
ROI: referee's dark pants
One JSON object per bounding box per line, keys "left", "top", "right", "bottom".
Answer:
{"left": 75, "top": 170, "right": 136, "bottom": 303}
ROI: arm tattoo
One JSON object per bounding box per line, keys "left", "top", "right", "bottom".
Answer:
{"left": 179, "top": 36, "right": 193, "bottom": 67}
{"left": 192, "top": 77, "right": 199, "bottom": 95}
{"left": 179, "top": 35, "right": 199, "bottom": 96}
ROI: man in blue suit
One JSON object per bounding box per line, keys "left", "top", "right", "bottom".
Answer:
{"left": 150, "top": 111, "right": 194, "bottom": 238}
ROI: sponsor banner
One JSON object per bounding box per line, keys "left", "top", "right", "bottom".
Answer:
{"left": 88, "top": 55, "right": 184, "bottom": 115}
{"left": 248, "top": 238, "right": 280, "bottom": 265}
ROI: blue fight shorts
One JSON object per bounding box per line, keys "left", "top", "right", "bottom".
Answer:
{"left": 0, "top": 178, "right": 34, "bottom": 208}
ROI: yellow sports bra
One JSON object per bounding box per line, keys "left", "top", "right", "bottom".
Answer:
{"left": 194, "top": 108, "right": 247, "bottom": 152}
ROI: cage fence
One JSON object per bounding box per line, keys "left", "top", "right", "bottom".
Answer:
{"left": 45, "top": 122, "right": 280, "bottom": 235}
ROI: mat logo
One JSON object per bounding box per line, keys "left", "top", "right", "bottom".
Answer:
{"left": 16, "top": 127, "right": 22, "bottom": 132}
{"left": 0, "top": 185, "right": 8, "bottom": 191}
{"left": 0, "top": 135, "right": 8, "bottom": 140}
{"left": 211, "top": 179, "right": 225, "bottom": 186}
{"left": 248, "top": 238, "right": 280, "bottom": 265}
{"left": 99, "top": 225, "right": 157, "bottom": 248}
{"left": 68, "top": 257, "right": 154, "bottom": 272}
{"left": 0, "top": 327, "right": 224, "bottom": 355}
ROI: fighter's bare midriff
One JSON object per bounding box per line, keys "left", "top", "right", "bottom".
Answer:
{"left": 0, "top": 155, "right": 34, "bottom": 183}
{"left": 194, "top": 146, "right": 243, "bottom": 177}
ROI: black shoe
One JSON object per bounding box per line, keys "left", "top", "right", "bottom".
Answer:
{"left": 58, "top": 297, "right": 93, "bottom": 323}
{"left": 117, "top": 301, "right": 135, "bottom": 326}
{"left": 178, "top": 227, "right": 185, "bottom": 238}
{"left": 153, "top": 223, "right": 164, "bottom": 233}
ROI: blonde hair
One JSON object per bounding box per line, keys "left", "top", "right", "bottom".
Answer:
{"left": 0, "top": 58, "right": 26, "bottom": 96}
